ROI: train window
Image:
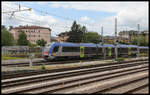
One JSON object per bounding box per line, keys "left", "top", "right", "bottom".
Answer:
{"left": 62, "top": 47, "right": 80, "bottom": 52}
{"left": 53, "top": 46, "right": 59, "bottom": 52}
{"left": 72, "top": 47, "right": 80, "bottom": 52}
{"left": 62, "top": 47, "right": 71, "bottom": 52}
{"left": 85, "top": 47, "right": 97, "bottom": 54}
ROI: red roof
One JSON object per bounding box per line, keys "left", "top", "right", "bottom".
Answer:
{"left": 12, "top": 25, "right": 51, "bottom": 31}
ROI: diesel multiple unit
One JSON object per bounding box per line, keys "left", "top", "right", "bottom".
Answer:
{"left": 42, "top": 42, "right": 149, "bottom": 61}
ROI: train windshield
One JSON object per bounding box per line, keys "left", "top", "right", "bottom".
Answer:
{"left": 45, "top": 43, "right": 52, "bottom": 48}
{"left": 44, "top": 48, "right": 49, "bottom": 52}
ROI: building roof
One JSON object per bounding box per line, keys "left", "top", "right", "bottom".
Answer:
{"left": 58, "top": 32, "right": 69, "bottom": 36}
{"left": 51, "top": 36, "right": 58, "bottom": 41}
{"left": 11, "top": 25, "right": 51, "bottom": 31}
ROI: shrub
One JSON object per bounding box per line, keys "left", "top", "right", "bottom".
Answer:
{"left": 41, "top": 64, "right": 46, "bottom": 70}
{"left": 116, "top": 57, "right": 125, "bottom": 62}
{"left": 139, "top": 53, "right": 148, "bottom": 57}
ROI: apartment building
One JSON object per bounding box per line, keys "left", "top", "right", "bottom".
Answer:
{"left": 10, "top": 25, "right": 51, "bottom": 44}
{"left": 119, "top": 30, "right": 149, "bottom": 43}
{"left": 57, "top": 32, "right": 69, "bottom": 42}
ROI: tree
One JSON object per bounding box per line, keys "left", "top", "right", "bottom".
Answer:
{"left": 1, "top": 25, "right": 6, "bottom": 30}
{"left": 131, "top": 36, "right": 148, "bottom": 46}
{"left": 1, "top": 27, "right": 15, "bottom": 46}
{"left": 83, "top": 32, "right": 101, "bottom": 44}
{"left": 36, "top": 39, "right": 47, "bottom": 46}
{"left": 118, "top": 41, "right": 129, "bottom": 45}
{"left": 67, "top": 21, "right": 84, "bottom": 43}
{"left": 17, "top": 30, "right": 29, "bottom": 46}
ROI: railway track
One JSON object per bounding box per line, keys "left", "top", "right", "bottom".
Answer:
{"left": 2, "top": 59, "right": 149, "bottom": 94}
{"left": 1, "top": 56, "right": 139, "bottom": 67}
{"left": 2, "top": 58, "right": 148, "bottom": 79}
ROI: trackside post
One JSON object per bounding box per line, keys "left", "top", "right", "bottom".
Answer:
{"left": 29, "top": 54, "right": 34, "bottom": 67}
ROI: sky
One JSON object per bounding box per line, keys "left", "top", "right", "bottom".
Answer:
{"left": 2, "top": 1, "right": 148, "bottom": 37}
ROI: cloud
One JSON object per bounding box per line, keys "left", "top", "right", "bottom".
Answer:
{"left": 2, "top": 2, "right": 57, "bottom": 30}
{"left": 48, "top": 2, "right": 148, "bottom": 35}
{"left": 80, "top": 16, "right": 89, "bottom": 22}
{"left": 49, "top": 2, "right": 147, "bottom": 13}
{"left": 2, "top": 2, "right": 148, "bottom": 36}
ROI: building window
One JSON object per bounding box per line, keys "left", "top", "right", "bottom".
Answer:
{"left": 39, "top": 35, "right": 40, "bottom": 37}
{"left": 39, "top": 30, "right": 40, "bottom": 33}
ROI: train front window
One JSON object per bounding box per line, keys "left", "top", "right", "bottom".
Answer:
{"left": 53, "top": 46, "right": 59, "bottom": 52}
{"left": 44, "top": 48, "right": 49, "bottom": 52}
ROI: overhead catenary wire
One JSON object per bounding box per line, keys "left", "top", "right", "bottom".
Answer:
{"left": 12, "top": 2, "right": 102, "bottom": 27}
{"left": 2, "top": 2, "right": 145, "bottom": 37}
{"left": 3, "top": 3, "right": 123, "bottom": 32}
{"left": 4, "top": 13, "right": 71, "bottom": 30}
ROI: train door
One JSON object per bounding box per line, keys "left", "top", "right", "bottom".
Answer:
{"left": 108, "top": 47, "right": 112, "bottom": 57}
{"left": 128, "top": 47, "right": 131, "bottom": 57}
{"left": 80, "top": 46, "right": 84, "bottom": 58}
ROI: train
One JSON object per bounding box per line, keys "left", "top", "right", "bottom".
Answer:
{"left": 42, "top": 42, "right": 149, "bottom": 61}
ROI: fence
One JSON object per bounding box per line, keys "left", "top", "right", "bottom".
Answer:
{"left": 2, "top": 46, "right": 44, "bottom": 58}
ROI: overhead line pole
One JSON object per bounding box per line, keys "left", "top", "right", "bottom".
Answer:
{"left": 115, "top": 18, "right": 118, "bottom": 60}
{"left": 137, "top": 24, "right": 140, "bottom": 57}
{"left": 2, "top": 4, "right": 32, "bottom": 19}
{"left": 2, "top": 8, "right": 32, "bottom": 14}
{"left": 101, "top": 26, "right": 105, "bottom": 60}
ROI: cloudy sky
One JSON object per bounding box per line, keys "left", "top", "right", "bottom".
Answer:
{"left": 2, "top": 1, "right": 148, "bottom": 37}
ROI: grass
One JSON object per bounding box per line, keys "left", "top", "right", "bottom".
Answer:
{"left": 116, "top": 57, "right": 125, "bottom": 62}
{"left": 2, "top": 56, "right": 27, "bottom": 60}
{"left": 139, "top": 53, "right": 148, "bottom": 57}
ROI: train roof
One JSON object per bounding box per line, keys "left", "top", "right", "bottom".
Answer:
{"left": 52, "top": 42, "right": 148, "bottom": 48}
{"left": 117, "top": 44, "right": 138, "bottom": 48}
{"left": 53, "top": 42, "right": 97, "bottom": 47}
{"left": 138, "top": 46, "right": 149, "bottom": 49}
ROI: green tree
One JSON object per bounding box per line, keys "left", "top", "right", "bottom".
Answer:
{"left": 1, "top": 27, "right": 15, "bottom": 46}
{"left": 67, "top": 21, "right": 84, "bottom": 43}
{"left": 83, "top": 32, "right": 101, "bottom": 44}
{"left": 131, "top": 36, "right": 148, "bottom": 46}
{"left": 17, "top": 30, "right": 29, "bottom": 46}
{"left": 36, "top": 39, "right": 47, "bottom": 46}
{"left": 1, "top": 25, "right": 6, "bottom": 30}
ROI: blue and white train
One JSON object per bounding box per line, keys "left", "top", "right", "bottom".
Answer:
{"left": 42, "top": 42, "right": 149, "bottom": 61}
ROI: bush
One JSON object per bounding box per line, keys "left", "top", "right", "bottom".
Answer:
{"left": 3, "top": 53, "right": 42, "bottom": 58}
{"left": 139, "top": 53, "right": 148, "bottom": 57}
{"left": 116, "top": 57, "right": 125, "bottom": 62}
{"left": 41, "top": 64, "right": 46, "bottom": 70}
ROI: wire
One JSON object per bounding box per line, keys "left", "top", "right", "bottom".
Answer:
{"left": 13, "top": 2, "right": 102, "bottom": 27}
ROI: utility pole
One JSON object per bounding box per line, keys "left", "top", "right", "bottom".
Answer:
{"left": 2, "top": 4, "right": 32, "bottom": 19}
{"left": 137, "top": 24, "right": 140, "bottom": 57}
{"left": 115, "top": 18, "right": 118, "bottom": 60}
{"left": 101, "top": 26, "right": 105, "bottom": 59}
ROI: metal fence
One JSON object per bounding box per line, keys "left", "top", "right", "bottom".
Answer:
{"left": 2, "top": 46, "right": 44, "bottom": 58}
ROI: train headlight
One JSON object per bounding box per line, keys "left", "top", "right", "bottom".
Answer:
{"left": 53, "top": 53, "right": 56, "bottom": 56}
